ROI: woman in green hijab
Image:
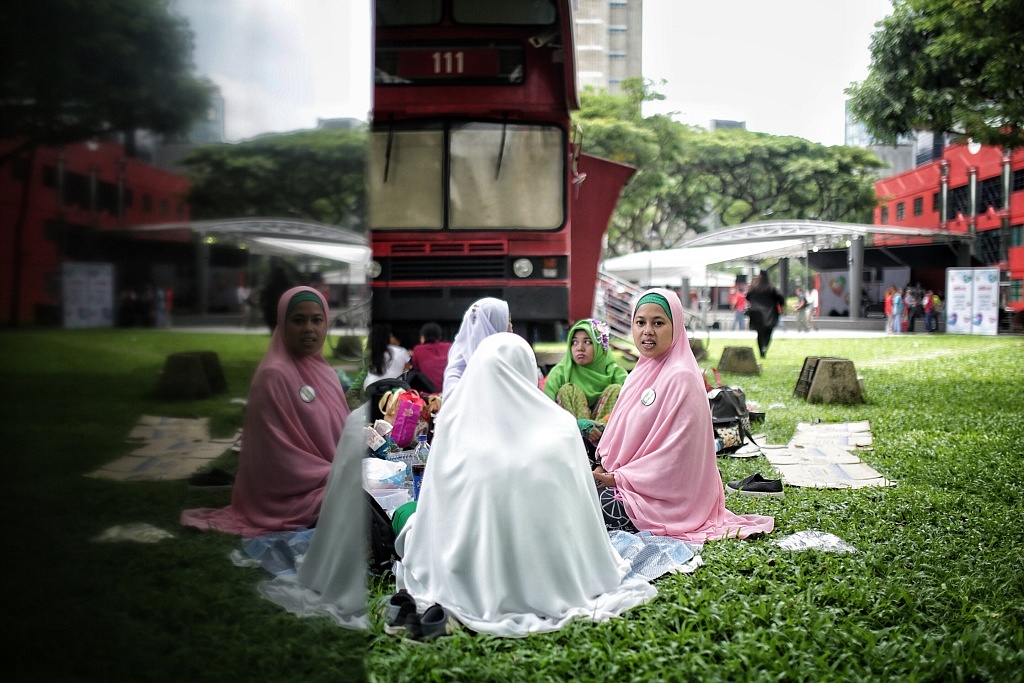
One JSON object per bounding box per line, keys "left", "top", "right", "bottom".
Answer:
{"left": 543, "top": 318, "right": 627, "bottom": 447}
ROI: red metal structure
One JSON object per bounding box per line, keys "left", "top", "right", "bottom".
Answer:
{"left": 873, "top": 142, "right": 1024, "bottom": 313}
{"left": 368, "top": 0, "right": 634, "bottom": 342}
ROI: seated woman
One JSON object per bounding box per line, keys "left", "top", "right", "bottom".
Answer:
{"left": 395, "top": 333, "right": 655, "bottom": 637}
{"left": 408, "top": 322, "right": 451, "bottom": 394}
{"left": 181, "top": 287, "right": 350, "bottom": 536}
{"left": 441, "top": 297, "right": 510, "bottom": 397}
{"left": 543, "top": 318, "right": 626, "bottom": 449}
{"left": 593, "top": 288, "right": 774, "bottom": 543}
{"left": 363, "top": 322, "right": 412, "bottom": 389}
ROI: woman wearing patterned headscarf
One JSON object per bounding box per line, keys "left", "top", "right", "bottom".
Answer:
{"left": 594, "top": 288, "right": 774, "bottom": 543}
{"left": 544, "top": 318, "right": 627, "bottom": 445}
{"left": 181, "top": 286, "right": 349, "bottom": 536}
{"left": 441, "top": 297, "right": 510, "bottom": 397}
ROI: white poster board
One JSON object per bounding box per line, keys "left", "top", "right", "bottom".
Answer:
{"left": 971, "top": 267, "right": 1000, "bottom": 336}
{"left": 818, "top": 270, "right": 850, "bottom": 316}
{"left": 945, "top": 267, "right": 999, "bottom": 335}
{"left": 62, "top": 262, "right": 115, "bottom": 328}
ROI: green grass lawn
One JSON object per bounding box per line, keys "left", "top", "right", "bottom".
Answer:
{"left": 2, "top": 329, "right": 1022, "bottom": 682}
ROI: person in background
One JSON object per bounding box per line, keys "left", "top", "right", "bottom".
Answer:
{"left": 394, "top": 333, "right": 655, "bottom": 637}
{"left": 929, "top": 291, "right": 943, "bottom": 332}
{"left": 181, "top": 286, "right": 350, "bottom": 536}
{"left": 593, "top": 289, "right": 774, "bottom": 542}
{"left": 442, "top": 297, "right": 511, "bottom": 397}
{"left": 543, "top": 318, "right": 626, "bottom": 451}
{"left": 744, "top": 271, "right": 786, "bottom": 358}
{"left": 409, "top": 322, "right": 451, "bottom": 394}
{"left": 261, "top": 267, "right": 293, "bottom": 332}
{"left": 363, "top": 322, "right": 412, "bottom": 389}
{"left": 804, "top": 284, "right": 818, "bottom": 331}
{"left": 729, "top": 285, "right": 747, "bottom": 331}
{"left": 793, "top": 287, "right": 808, "bottom": 332}
{"left": 892, "top": 287, "right": 904, "bottom": 334}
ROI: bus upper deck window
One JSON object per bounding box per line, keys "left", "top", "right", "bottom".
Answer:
{"left": 376, "top": 0, "right": 443, "bottom": 27}
{"left": 449, "top": 123, "right": 563, "bottom": 230}
{"left": 453, "top": 0, "right": 557, "bottom": 25}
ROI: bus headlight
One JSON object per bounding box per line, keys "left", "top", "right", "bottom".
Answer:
{"left": 369, "top": 260, "right": 382, "bottom": 278}
{"left": 512, "top": 258, "right": 534, "bottom": 278}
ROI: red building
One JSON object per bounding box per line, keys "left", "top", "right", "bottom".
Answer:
{"left": 873, "top": 141, "right": 1024, "bottom": 312}
{"left": 1, "top": 140, "right": 193, "bottom": 325}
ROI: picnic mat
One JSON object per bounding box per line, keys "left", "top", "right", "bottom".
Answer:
{"left": 762, "top": 421, "right": 895, "bottom": 489}
{"left": 86, "top": 415, "right": 238, "bottom": 482}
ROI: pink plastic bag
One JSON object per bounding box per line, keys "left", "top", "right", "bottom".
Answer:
{"left": 389, "top": 391, "right": 424, "bottom": 448}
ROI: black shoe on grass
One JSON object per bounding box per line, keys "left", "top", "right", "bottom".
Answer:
{"left": 725, "top": 472, "right": 783, "bottom": 498}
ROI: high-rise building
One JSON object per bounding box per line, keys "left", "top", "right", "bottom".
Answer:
{"left": 572, "top": 0, "right": 643, "bottom": 94}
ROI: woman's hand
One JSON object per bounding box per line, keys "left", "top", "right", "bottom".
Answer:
{"left": 593, "top": 466, "right": 615, "bottom": 489}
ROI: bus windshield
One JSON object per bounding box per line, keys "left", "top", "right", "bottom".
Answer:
{"left": 368, "top": 122, "right": 565, "bottom": 230}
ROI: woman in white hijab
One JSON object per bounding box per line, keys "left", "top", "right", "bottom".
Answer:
{"left": 395, "top": 333, "right": 655, "bottom": 637}
{"left": 441, "top": 297, "right": 510, "bottom": 397}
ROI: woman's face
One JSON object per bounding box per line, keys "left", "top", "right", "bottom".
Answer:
{"left": 632, "top": 302, "right": 673, "bottom": 359}
{"left": 283, "top": 301, "right": 328, "bottom": 357}
{"left": 570, "top": 329, "right": 595, "bottom": 366}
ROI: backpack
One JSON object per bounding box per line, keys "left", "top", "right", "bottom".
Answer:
{"left": 365, "top": 491, "right": 398, "bottom": 577}
{"left": 705, "top": 369, "right": 755, "bottom": 455}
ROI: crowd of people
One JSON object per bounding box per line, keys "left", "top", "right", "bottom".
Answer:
{"left": 180, "top": 285, "right": 779, "bottom": 638}
{"left": 884, "top": 284, "right": 942, "bottom": 334}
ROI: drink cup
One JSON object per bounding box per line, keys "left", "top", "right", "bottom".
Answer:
{"left": 412, "top": 463, "right": 426, "bottom": 500}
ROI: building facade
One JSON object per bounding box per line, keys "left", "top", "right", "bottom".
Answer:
{"left": 572, "top": 0, "right": 643, "bottom": 94}
{"left": 873, "top": 141, "right": 1024, "bottom": 313}
{"left": 1, "top": 140, "right": 195, "bottom": 325}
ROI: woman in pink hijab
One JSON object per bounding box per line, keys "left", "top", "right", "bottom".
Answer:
{"left": 182, "top": 286, "right": 349, "bottom": 536}
{"left": 594, "top": 288, "right": 773, "bottom": 543}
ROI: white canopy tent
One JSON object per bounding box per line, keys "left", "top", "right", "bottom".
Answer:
{"left": 600, "top": 239, "right": 806, "bottom": 287}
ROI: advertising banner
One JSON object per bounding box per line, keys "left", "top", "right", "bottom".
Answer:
{"left": 63, "top": 262, "right": 114, "bottom": 328}
{"left": 945, "top": 267, "right": 999, "bottom": 335}
{"left": 971, "top": 268, "right": 1000, "bottom": 336}
{"left": 944, "top": 268, "right": 974, "bottom": 334}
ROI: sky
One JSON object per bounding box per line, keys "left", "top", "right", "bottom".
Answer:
{"left": 173, "top": 0, "right": 894, "bottom": 147}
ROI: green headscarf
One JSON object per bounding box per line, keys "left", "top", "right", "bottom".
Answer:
{"left": 543, "top": 318, "right": 627, "bottom": 406}
{"left": 635, "top": 292, "right": 673, "bottom": 321}
{"left": 285, "top": 290, "right": 324, "bottom": 316}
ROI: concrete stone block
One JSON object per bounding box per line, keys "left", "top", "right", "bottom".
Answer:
{"left": 718, "top": 346, "right": 760, "bottom": 375}
{"left": 806, "top": 358, "right": 863, "bottom": 404}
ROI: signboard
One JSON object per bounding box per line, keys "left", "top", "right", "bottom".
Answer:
{"left": 945, "top": 267, "right": 999, "bottom": 336}
{"left": 62, "top": 262, "right": 114, "bottom": 328}
{"left": 971, "top": 267, "right": 1000, "bottom": 336}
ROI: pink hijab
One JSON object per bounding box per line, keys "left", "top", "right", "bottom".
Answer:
{"left": 181, "top": 286, "right": 349, "bottom": 536}
{"left": 597, "top": 288, "right": 773, "bottom": 542}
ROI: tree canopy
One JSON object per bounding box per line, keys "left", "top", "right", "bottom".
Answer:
{"left": 182, "top": 128, "right": 368, "bottom": 230}
{"left": 0, "top": 0, "right": 215, "bottom": 160}
{"left": 846, "top": 0, "right": 1024, "bottom": 149}
{"left": 576, "top": 80, "right": 884, "bottom": 257}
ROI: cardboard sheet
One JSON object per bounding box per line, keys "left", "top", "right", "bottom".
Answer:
{"left": 87, "top": 416, "right": 230, "bottom": 482}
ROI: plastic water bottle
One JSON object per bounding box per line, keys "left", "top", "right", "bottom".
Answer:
{"left": 412, "top": 434, "right": 430, "bottom": 463}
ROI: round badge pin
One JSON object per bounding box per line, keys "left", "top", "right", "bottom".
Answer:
{"left": 299, "top": 385, "right": 316, "bottom": 403}
{"left": 640, "top": 388, "right": 656, "bottom": 406}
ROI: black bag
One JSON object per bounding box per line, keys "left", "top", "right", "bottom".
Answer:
{"left": 364, "top": 377, "right": 410, "bottom": 423}
{"left": 365, "top": 492, "right": 397, "bottom": 577}
{"left": 706, "top": 369, "right": 754, "bottom": 455}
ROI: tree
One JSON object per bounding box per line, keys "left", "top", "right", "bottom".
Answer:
{"left": 575, "top": 81, "right": 884, "bottom": 257}
{"left": 0, "top": 0, "right": 215, "bottom": 161}
{"left": 182, "top": 128, "right": 368, "bottom": 230}
{"left": 692, "top": 130, "right": 883, "bottom": 226}
{"left": 576, "top": 80, "right": 710, "bottom": 256}
{"left": 846, "top": 0, "right": 1024, "bottom": 149}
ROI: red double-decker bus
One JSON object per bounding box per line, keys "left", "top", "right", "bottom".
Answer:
{"left": 368, "top": 0, "right": 634, "bottom": 342}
